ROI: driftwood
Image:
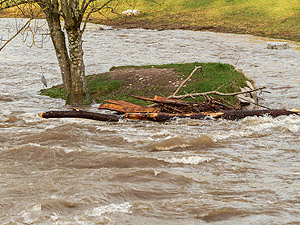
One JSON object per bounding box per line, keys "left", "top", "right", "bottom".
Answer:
{"left": 38, "top": 110, "right": 119, "bottom": 122}
{"left": 124, "top": 109, "right": 300, "bottom": 122}
{"left": 169, "top": 86, "right": 267, "bottom": 99}
{"left": 38, "top": 95, "right": 300, "bottom": 123}
{"left": 98, "top": 100, "right": 159, "bottom": 113}
{"left": 99, "top": 96, "right": 300, "bottom": 122}
{"left": 38, "top": 108, "right": 300, "bottom": 123}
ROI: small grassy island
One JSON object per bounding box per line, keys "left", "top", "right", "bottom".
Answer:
{"left": 40, "top": 62, "right": 251, "bottom": 107}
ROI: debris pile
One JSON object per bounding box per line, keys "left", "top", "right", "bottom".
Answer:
{"left": 38, "top": 66, "right": 300, "bottom": 122}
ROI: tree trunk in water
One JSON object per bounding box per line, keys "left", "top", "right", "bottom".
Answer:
{"left": 43, "top": 6, "right": 91, "bottom": 105}
{"left": 66, "top": 28, "right": 91, "bottom": 105}
{"left": 44, "top": 11, "right": 72, "bottom": 98}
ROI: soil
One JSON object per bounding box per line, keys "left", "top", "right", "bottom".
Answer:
{"left": 91, "top": 67, "right": 184, "bottom": 99}
{"left": 95, "top": 17, "right": 229, "bottom": 32}
{"left": 94, "top": 16, "right": 299, "bottom": 42}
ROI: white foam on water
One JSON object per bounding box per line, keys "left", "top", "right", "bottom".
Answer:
{"left": 211, "top": 115, "right": 300, "bottom": 141}
{"left": 20, "top": 204, "right": 42, "bottom": 224}
{"left": 87, "top": 202, "right": 132, "bottom": 217}
{"left": 22, "top": 112, "right": 41, "bottom": 122}
{"left": 160, "top": 155, "right": 213, "bottom": 165}
{"left": 120, "top": 127, "right": 172, "bottom": 143}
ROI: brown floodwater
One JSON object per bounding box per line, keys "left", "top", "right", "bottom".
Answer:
{"left": 0, "top": 18, "right": 300, "bottom": 224}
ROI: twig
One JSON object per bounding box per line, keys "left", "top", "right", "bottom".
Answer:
{"left": 0, "top": 18, "right": 32, "bottom": 52}
{"left": 237, "top": 96, "right": 271, "bottom": 110}
{"left": 170, "top": 66, "right": 203, "bottom": 97}
{"left": 170, "top": 87, "right": 267, "bottom": 99}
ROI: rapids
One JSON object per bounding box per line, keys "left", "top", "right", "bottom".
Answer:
{"left": 0, "top": 18, "right": 300, "bottom": 224}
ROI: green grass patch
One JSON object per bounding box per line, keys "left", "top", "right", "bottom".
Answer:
{"left": 41, "top": 62, "right": 250, "bottom": 106}
{"left": 3, "top": 0, "right": 300, "bottom": 41}
{"left": 97, "top": 0, "right": 300, "bottom": 41}
{"left": 40, "top": 86, "right": 66, "bottom": 100}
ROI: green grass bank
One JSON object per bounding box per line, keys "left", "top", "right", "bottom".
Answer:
{"left": 95, "top": 0, "right": 300, "bottom": 42}
{"left": 40, "top": 62, "right": 250, "bottom": 106}
{"left": 1, "top": 0, "right": 299, "bottom": 41}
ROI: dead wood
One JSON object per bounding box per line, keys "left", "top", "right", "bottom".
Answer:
{"left": 124, "top": 109, "right": 300, "bottom": 122}
{"left": 220, "top": 109, "right": 300, "bottom": 120}
{"left": 38, "top": 110, "right": 119, "bottom": 122}
{"left": 131, "top": 95, "right": 234, "bottom": 113}
{"left": 132, "top": 95, "right": 189, "bottom": 105}
{"left": 171, "top": 66, "right": 203, "bottom": 97}
{"left": 169, "top": 87, "right": 267, "bottom": 99}
{"left": 98, "top": 99, "right": 158, "bottom": 113}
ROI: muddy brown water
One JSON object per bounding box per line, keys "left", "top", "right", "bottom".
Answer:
{"left": 0, "top": 18, "right": 300, "bottom": 224}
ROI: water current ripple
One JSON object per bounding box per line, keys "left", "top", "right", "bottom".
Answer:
{"left": 0, "top": 18, "right": 300, "bottom": 224}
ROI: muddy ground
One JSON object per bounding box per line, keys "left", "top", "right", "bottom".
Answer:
{"left": 90, "top": 67, "right": 184, "bottom": 99}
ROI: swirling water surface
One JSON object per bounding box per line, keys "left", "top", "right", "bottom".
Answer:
{"left": 0, "top": 18, "right": 300, "bottom": 224}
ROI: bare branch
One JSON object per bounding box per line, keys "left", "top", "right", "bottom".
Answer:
{"left": 170, "top": 66, "right": 203, "bottom": 97}
{"left": 0, "top": 0, "right": 27, "bottom": 11}
{"left": 237, "top": 96, "right": 271, "bottom": 110}
{"left": 0, "top": 18, "right": 32, "bottom": 52}
{"left": 169, "top": 87, "right": 267, "bottom": 99}
{"left": 81, "top": 0, "right": 115, "bottom": 33}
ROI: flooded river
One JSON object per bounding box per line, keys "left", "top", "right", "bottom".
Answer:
{"left": 0, "top": 18, "right": 300, "bottom": 224}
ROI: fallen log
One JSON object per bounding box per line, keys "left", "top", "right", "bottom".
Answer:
{"left": 220, "top": 109, "right": 300, "bottom": 120}
{"left": 38, "top": 110, "right": 119, "bottom": 122}
{"left": 124, "top": 109, "right": 300, "bottom": 122}
{"left": 124, "top": 112, "right": 181, "bottom": 122}
{"left": 38, "top": 108, "right": 300, "bottom": 123}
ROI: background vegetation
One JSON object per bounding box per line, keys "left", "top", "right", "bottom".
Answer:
{"left": 2, "top": 0, "right": 299, "bottom": 41}
{"left": 96, "top": 0, "right": 300, "bottom": 41}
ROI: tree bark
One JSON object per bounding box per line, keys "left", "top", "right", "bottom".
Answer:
{"left": 41, "top": 1, "right": 91, "bottom": 106}
{"left": 124, "top": 109, "right": 300, "bottom": 122}
{"left": 39, "top": 110, "right": 119, "bottom": 122}
{"left": 65, "top": 28, "right": 91, "bottom": 105}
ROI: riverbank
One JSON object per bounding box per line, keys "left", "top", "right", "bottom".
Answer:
{"left": 93, "top": 0, "right": 300, "bottom": 42}
{"left": 40, "top": 62, "right": 250, "bottom": 106}
{"left": 1, "top": 0, "right": 300, "bottom": 42}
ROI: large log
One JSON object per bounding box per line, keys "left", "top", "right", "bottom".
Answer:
{"left": 124, "top": 109, "right": 300, "bottom": 122}
{"left": 38, "top": 108, "right": 300, "bottom": 123}
{"left": 124, "top": 112, "right": 182, "bottom": 122}
{"left": 220, "top": 109, "right": 300, "bottom": 120}
{"left": 38, "top": 110, "right": 119, "bottom": 122}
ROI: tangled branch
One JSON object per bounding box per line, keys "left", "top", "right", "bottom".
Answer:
{"left": 0, "top": 18, "right": 32, "bottom": 52}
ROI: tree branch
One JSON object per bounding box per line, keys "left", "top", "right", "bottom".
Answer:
{"left": 81, "top": 0, "right": 115, "bottom": 33}
{"left": 0, "top": 18, "right": 32, "bottom": 52}
{"left": 169, "top": 87, "right": 267, "bottom": 99}
{"left": 170, "top": 66, "right": 203, "bottom": 97}
{"left": 0, "top": 0, "right": 27, "bottom": 11}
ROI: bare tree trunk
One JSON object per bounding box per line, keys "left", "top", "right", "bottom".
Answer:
{"left": 44, "top": 10, "right": 72, "bottom": 100}
{"left": 2, "top": 0, "right": 115, "bottom": 106}
{"left": 66, "top": 28, "right": 91, "bottom": 105}
{"left": 40, "top": 0, "right": 91, "bottom": 105}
